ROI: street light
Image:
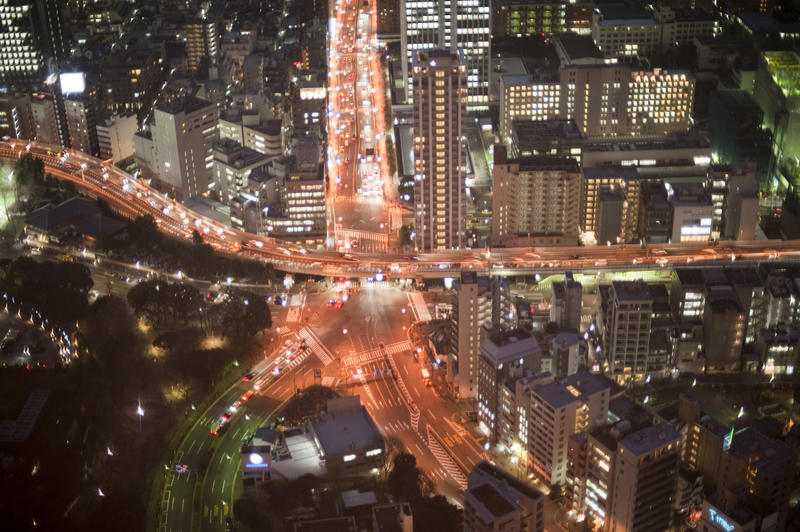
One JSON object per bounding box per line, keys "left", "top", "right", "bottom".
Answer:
{"left": 137, "top": 402, "right": 144, "bottom": 433}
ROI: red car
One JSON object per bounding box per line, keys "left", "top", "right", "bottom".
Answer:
{"left": 241, "top": 390, "right": 255, "bottom": 402}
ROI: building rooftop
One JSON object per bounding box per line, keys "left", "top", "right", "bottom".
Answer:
{"left": 552, "top": 33, "right": 604, "bottom": 64}
{"left": 582, "top": 166, "right": 640, "bottom": 182}
{"left": 618, "top": 422, "right": 681, "bottom": 457}
{"left": 611, "top": 280, "right": 653, "bottom": 302}
{"left": 512, "top": 156, "right": 580, "bottom": 173}
{"left": 667, "top": 182, "right": 712, "bottom": 207}
{"left": 535, "top": 382, "right": 580, "bottom": 409}
{"left": 466, "top": 483, "right": 518, "bottom": 520}
{"left": 563, "top": 369, "right": 613, "bottom": 397}
{"left": 512, "top": 119, "right": 584, "bottom": 145}
{"left": 341, "top": 489, "right": 377, "bottom": 509}
{"left": 471, "top": 460, "right": 545, "bottom": 502}
{"left": 156, "top": 95, "right": 215, "bottom": 115}
{"left": 309, "top": 405, "right": 382, "bottom": 458}
{"left": 481, "top": 327, "right": 541, "bottom": 366}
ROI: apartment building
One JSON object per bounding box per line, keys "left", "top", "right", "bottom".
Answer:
{"left": 550, "top": 273, "right": 583, "bottom": 331}
{"left": 449, "top": 273, "right": 512, "bottom": 400}
{"left": 580, "top": 166, "right": 641, "bottom": 243}
{"left": 412, "top": 49, "right": 466, "bottom": 251}
{"left": 492, "top": 149, "right": 581, "bottom": 246}
{"left": 464, "top": 461, "right": 545, "bottom": 532}
{"left": 600, "top": 281, "right": 653, "bottom": 384}
{"left": 213, "top": 138, "right": 273, "bottom": 205}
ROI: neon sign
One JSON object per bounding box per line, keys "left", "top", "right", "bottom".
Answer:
{"left": 708, "top": 508, "right": 734, "bottom": 532}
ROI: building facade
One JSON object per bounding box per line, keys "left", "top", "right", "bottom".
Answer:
{"left": 412, "top": 49, "right": 466, "bottom": 251}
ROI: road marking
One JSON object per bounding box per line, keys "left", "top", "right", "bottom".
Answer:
{"left": 181, "top": 498, "right": 184, "bottom": 513}
{"left": 221, "top": 479, "right": 226, "bottom": 494}
{"left": 298, "top": 327, "right": 335, "bottom": 366}
{"left": 211, "top": 480, "right": 215, "bottom": 493}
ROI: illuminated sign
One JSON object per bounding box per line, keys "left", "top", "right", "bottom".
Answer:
{"left": 245, "top": 452, "right": 269, "bottom": 469}
{"left": 707, "top": 508, "right": 734, "bottom": 532}
{"left": 59, "top": 72, "right": 86, "bottom": 95}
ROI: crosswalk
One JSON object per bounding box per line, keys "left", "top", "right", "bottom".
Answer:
{"left": 426, "top": 426, "right": 467, "bottom": 489}
{"left": 341, "top": 340, "right": 411, "bottom": 366}
{"left": 381, "top": 420, "right": 411, "bottom": 434}
{"left": 276, "top": 326, "right": 291, "bottom": 335}
{"left": 298, "top": 327, "right": 335, "bottom": 366}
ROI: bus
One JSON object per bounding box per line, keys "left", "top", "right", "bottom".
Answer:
{"left": 421, "top": 368, "right": 431, "bottom": 387}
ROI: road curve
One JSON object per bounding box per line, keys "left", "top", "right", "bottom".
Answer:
{"left": 4, "top": 139, "right": 800, "bottom": 277}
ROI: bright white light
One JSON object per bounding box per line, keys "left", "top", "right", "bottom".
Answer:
{"left": 249, "top": 453, "right": 264, "bottom": 465}
{"left": 137, "top": 403, "right": 144, "bottom": 417}
{"left": 60, "top": 72, "right": 86, "bottom": 94}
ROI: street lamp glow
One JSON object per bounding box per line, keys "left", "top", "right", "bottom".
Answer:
{"left": 137, "top": 403, "right": 144, "bottom": 417}
{"left": 343, "top": 328, "right": 348, "bottom": 334}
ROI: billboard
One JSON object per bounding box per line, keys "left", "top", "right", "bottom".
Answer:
{"left": 59, "top": 73, "right": 86, "bottom": 95}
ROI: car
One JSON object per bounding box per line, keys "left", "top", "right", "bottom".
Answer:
{"left": 242, "top": 373, "right": 255, "bottom": 382}
{"left": 229, "top": 400, "right": 241, "bottom": 413}
{"left": 334, "top": 301, "right": 343, "bottom": 309}
{"left": 327, "top": 299, "right": 335, "bottom": 308}
{"left": 241, "top": 390, "right": 255, "bottom": 402}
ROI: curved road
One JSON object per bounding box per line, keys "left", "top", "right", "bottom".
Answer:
{"left": 3, "top": 140, "right": 800, "bottom": 277}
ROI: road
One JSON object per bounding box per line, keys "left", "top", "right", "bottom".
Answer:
{"left": 3, "top": 141, "right": 800, "bottom": 278}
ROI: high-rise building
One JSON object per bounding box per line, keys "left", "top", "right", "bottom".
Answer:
{"left": 99, "top": 48, "right": 162, "bottom": 114}
{"left": 477, "top": 326, "right": 540, "bottom": 444}
{"left": 522, "top": 370, "right": 612, "bottom": 487}
{"left": 498, "top": 36, "right": 694, "bottom": 142}
{"left": 464, "top": 461, "right": 545, "bottom": 532}
{"left": 376, "top": 0, "right": 400, "bottom": 36}
{"left": 64, "top": 97, "right": 99, "bottom": 157}
{"left": 213, "top": 138, "right": 273, "bottom": 205}
{"left": 550, "top": 273, "right": 582, "bottom": 331}
{"left": 401, "top": 0, "right": 490, "bottom": 110}
{"left": 0, "top": 93, "right": 33, "bottom": 140}
{"left": 0, "top": 0, "right": 66, "bottom": 90}
{"left": 139, "top": 96, "right": 219, "bottom": 198}
{"left": 492, "top": 149, "right": 581, "bottom": 246}
{"left": 30, "top": 93, "right": 60, "bottom": 145}
{"left": 185, "top": 19, "right": 218, "bottom": 75}
{"left": 568, "top": 418, "right": 681, "bottom": 532}
{"left": 96, "top": 113, "right": 138, "bottom": 163}
{"left": 580, "top": 167, "right": 641, "bottom": 244}
{"left": 412, "top": 49, "right": 466, "bottom": 251}
{"left": 492, "top": 1, "right": 566, "bottom": 38}
{"left": 449, "top": 272, "right": 512, "bottom": 400}
{"left": 600, "top": 281, "right": 653, "bottom": 384}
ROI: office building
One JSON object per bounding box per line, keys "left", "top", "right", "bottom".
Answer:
{"left": 600, "top": 281, "right": 653, "bottom": 384}
{"left": 696, "top": 487, "right": 778, "bottom": 532}
{"left": 550, "top": 273, "right": 582, "bottom": 331}
{"left": 719, "top": 166, "right": 758, "bottom": 241}
{"left": 492, "top": 149, "right": 581, "bottom": 246}
{"left": 498, "top": 36, "right": 695, "bottom": 142}
{"left": 213, "top": 139, "right": 273, "bottom": 205}
{"left": 753, "top": 51, "right": 800, "bottom": 167}
{"left": 376, "top": 0, "right": 400, "bottom": 37}
{"left": 449, "top": 272, "right": 512, "bottom": 400}
{"left": 547, "top": 332, "right": 583, "bottom": 377}
{"left": 717, "top": 427, "right": 795, "bottom": 531}
{"left": 580, "top": 166, "right": 641, "bottom": 244}
{"left": 64, "top": 97, "right": 99, "bottom": 157}
{"left": 477, "top": 326, "right": 541, "bottom": 443}
{"left": 667, "top": 183, "right": 714, "bottom": 244}
{"left": 464, "top": 461, "right": 545, "bottom": 532}
{"left": 568, "top": 418, "right": 681, "bottom": 532}
{"left": 707, "top": 90, "right": 773, "bottom": 183}
{"left": 506, "top": 119, "right": 584, "bottom": 161}
{"left": 401, "top": 0, "right": 490, "bottom": 110}
{"left": 523, "top": 370, "right": 612, "bottom": 486}
{"left": 412, "top": 49, "right": 466, "bottom": 251}
{"left": 30, "top": 93, "right": 61, "bottom": 145}
{"left": 0, "top": 0, "right": 66, "bottom": 90}
{"left": 99, "top": 48, "right": 161, "bottom": 114}
{"left": 0, "top": 93, "right": 33, "bottom": 140}
{"left": 638, "top": 182, "right": 673, "bottom": 244}
{"left": 492, "top": 1, "right": 566, "bottom": 38}
{"left": 96, "top": 113, "right": 138, "bottom": 163}
{"left": 138, "top": 96, "right": 219, "bottom": 198}
{"left": 703, "top": 287, "right": 745, "bottom": 372}
{"left": 292, "top": 70, "right": 326, "bottom": 138}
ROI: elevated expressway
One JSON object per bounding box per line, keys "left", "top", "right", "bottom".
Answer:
{"left": 4, "top": 140, "right": 800, "bottom": 278}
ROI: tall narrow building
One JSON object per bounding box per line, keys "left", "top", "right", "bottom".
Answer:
{"left": 0, "top": 0, "right": 66, "bottom": 89}
{"left": 550, "top": 272, "right": 582, "bottom": 331}
{"left": 401, "top": 0, "right": 490, "bottom": 110}
{"left": 412, "top": 49, "right": 466, "bottom": 251}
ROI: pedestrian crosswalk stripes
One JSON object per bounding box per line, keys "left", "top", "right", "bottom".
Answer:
{"left": 298, "top": 327, "right": 335, "bottom": 366}
{"left": 341, "top": 340, "right": 411, "bottom": 366}
{"left": 276, "top": 326, "right": 291, "bottom": 335}
{"left": 426, "top": 426, "right": 467, "bottom": 489}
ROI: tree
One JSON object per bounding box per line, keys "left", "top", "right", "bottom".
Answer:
{"left": 413, "top": 495, "right": 462, "bottom": 532}
{"left": 399, "top": 224, "right": 413, "bottom": 247}
{"left": 129, "top": 214, "right": 161, "bottom": 248}
{"left": 191, "top": 229, "right": 204, "bottom": 245}
{"left": 127, "top": 280, "right": 167, "bottom": 325}
{"left": 387, "top": 453, "right": 422, "bottom": 501}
